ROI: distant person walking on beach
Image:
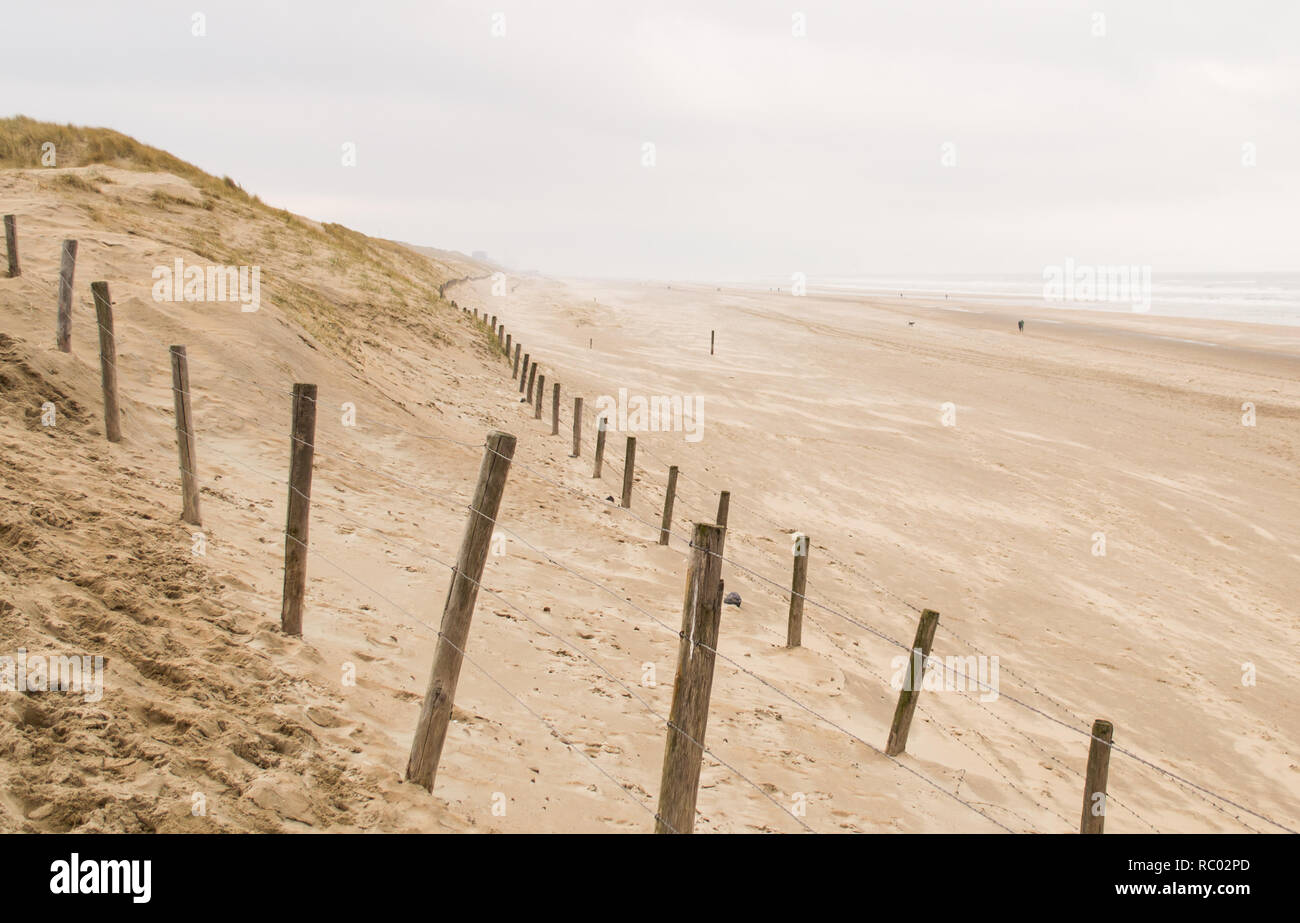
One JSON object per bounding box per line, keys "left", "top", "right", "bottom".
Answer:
{"left": 1018, "top": 320, "right": 1025, "bottom": 332}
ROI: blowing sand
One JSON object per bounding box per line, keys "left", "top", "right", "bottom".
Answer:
{"left": 1, "top": 164, "right": 1297, "bottom": 833}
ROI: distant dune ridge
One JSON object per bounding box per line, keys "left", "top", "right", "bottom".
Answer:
{"left": 1, "top": 119, "right": 1297, "bottom": 834}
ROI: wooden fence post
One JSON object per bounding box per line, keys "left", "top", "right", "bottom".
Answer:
{"left": 621, "top": 436, "right": 636, "bottom": 508}
{"left": 505, "top": 332, "right": 511, "bottom": 361}
{"left": 513, "top": 343, "right": 521, "bottom": 379}
{"left": 407, "top": 431, "right": 517, "bottom": 790}
{"left": 654, "top": 522, "right": 726, "bottom": 834}
{"left": 56, "top": 239, "right": 77, "bottom": 352}
{"left": 593, "top": 416, "right": 607, "bottom": 477}
{"left": 786, "top": 533, "right": 809, "bottom": 647}
{"left": 885, "top": 608, "right": 941, "bottom": 756}
{"left": 280, "top": 383, "right": 318, "bottom": 636}
{"left": 534, "top": 374, "right": 545, "bottom": 419}
{"left": 90, "top": 282, "right": 121, "bottom": 443}
{"left": 551, "top": 381, "right": 560, "bottom": 435}
{"left": 571, "top": 397, "right": 582, "bottom": 457}
{"left": 710, "top": 330, "right": 715, "bottom": 355}
{"left": 3, "top": 215, "right": 18, "bottom": 277}
{"left": 525, "top": 360, "right": 536, "bottom": 400}
{"left": 1080, "top": 719, "right": 1114, "bottom": 834}
{"left": 169, "top": 346, "right": 201, "bottom": 526}
{"left": 659, "top": 466, "right": 678, "bottom": 545}
{"left": 716, "top": 490, "right": 730, "bottom": 529}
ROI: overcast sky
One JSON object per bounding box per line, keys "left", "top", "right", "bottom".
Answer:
{"left": 5, "top": 1, "right": 1298, "bottom": 279}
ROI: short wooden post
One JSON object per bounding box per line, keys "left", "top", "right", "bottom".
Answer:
{"left": 885, "top": 608, "right": 941, "bottom": 756}
{"left": 3, "top": 215, "right": 18, "bottom": 277}
{"left": 169, "top": 346, "right": 201, "bottom": 526}
{"left": 525, "top": 360, "right": 536, "bottom": 400}
{"left": 593, "top": 416, "right": 607, "bottom": 477}
{"left": 1080, "top": 719, "right": 1114, "bottom": 834}
{"left": 710, "top": 330, "right": 715, "bottom": 355}
{"left": 280, "top": 383, "right": 318, "bottom": 636}
{"left": 716, "top": 490, "right": 730, "bottom": 529}
{"left": 786, "top": 533, "right": 810, "bottom": 647}
{"left": 659, "top": 465, "right": 678, "bottom": 545}
{"left": 534, "top": 374, "right": 545, "bottom": 419}
{"left": 407, "top": 431, "right": 517, "bottom": 790}
{"left": 551, "top": 381, "right": 560, "bottom": 435}
{"left": 90, "top": 282, "right": 121, "bottom": 442}
{"left": 513, "top": 343, "right": 521, "bottom": 379}
{"left": 654, "top": 522, "right": 726, "bottom": 834}
{"left": 56, "top": 239, "right": 77, "bottom": 352}
{"left": 505, "top": 332, "right": 511, "bottom": 360}
{"left": 571, "top": 397, "right": 582, "bottom": 457}
{"left": 621, "top": 436, "right": 636, "bottom": 508}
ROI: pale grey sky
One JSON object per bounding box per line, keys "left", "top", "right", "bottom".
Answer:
{"left": 5, "top": 1, "right": 1298, "bottom": 278}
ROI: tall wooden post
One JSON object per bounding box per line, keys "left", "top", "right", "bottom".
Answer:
{"left": 90, "top": 282, "right": 121, "bottom": 443}
{"left": 280, "top": 383, "right": 318, "bottom": 636}
{"left": 710, "top": 330, "right": 715, "bottom": 355}
{"left": 505, "top": 332, "right": 512, "bottom": 361}
{"left": 654, "top": 522, "right": 726, "bottom": 834}
{"left": 593, "top": 416, "right": 607, "bottom": 477}
{"left": 621, "top": 436, "right": 636, "bottom": 508}
{"left": 534, "top": 374, "right": 545, "bottom": 419}
{"left": 659, "top": 466, "right": 678, "bottom": 545}
{"left": 885, "top": 608, "right": 941, "bottom": 756}
{"left": 3, "top": 215, "right": 18, "bottom": 277}
{"left": 786, "top": 533, "right": 809, "bottom": 647}
{"left": 1080, "top": 719, "right": 1114, "bottom": 834}
{"left": 551, "top": 382, "right": 560, "bottom": 435}
{"left": 571, "top": 397, "right": 583, "bottom": 457}
{"left": 407, "top": 431, "right": 517, "bottom": 790}
{"left": 525, "top": 360, "right": 536, "bottom": 400}
{"left": 716, "top": 491, "right": 730, "bottom": 529}
{"left": 56, "top": 240, "right": 77, "bottom": 352}
{"left": 169, "top": 346, "right": 201, "bottom": 526}
{"left": 513, "top": 343, "right": 521, "bottom": 379}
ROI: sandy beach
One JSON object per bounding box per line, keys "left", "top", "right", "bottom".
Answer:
{"left": 2, "top": 154, "right": 1297, "bottom": 834}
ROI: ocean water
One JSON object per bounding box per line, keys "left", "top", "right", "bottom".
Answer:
{"left": 793, "top": 273, "right": 1300, "bottom": 326}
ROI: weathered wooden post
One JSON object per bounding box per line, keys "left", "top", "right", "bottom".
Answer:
{"left": 525, "top": 360, "right": 537, "bottom": 401}
{"left": 621, "top": 436, "right": 636, "bottom": 508}
{"left": 786, "top": 533, "right": 810, "bottom": 647}
{"left": 3, "top": 215, "right": 18, "bottom": 277}
{"left": 90, "top": 282, "right": 121, "bottom": 443}
{"left": 534, "top": 374, "right": 545, "bottom": 419}
{"left": 593, "top": 416, "right": 607, "bottom": 477}
{"left": 710, "top": 330, "right": 715, "bottom": 355}
{"left": 505, "top": 332, "right": 511, "bottom": 360}
{"left": 169, "top": 346, "right": 201, "bottom": 526}
{"left": 1080, "top": 719, "right": 1114, "bottom": 834}
{"left": 654, "top": 522, "right": 726, "bottom": 834}
{"left": 659, "top": 466, "right": 678, "bottom": 545}
{"left": 280, "top": 383, "right": 318, "bottom": 636}
{"left": 407, "top": 431, "right": 517, "bottom": 790}
{"left": 56, "top": 240, "right": 77, "bottom": 352}
{"left": 551, "top": 382, "right": 560, "bottom": 435}
{"left": 885, "top": 608, "right": 941, "bottom": 756}
{"left": 513, "top": 343, "right": 521, "bottom": 379}
{"left": 571, "top": 397, "right": 582, "bottom": 457}
{"left": 716, "top": 490, "right": 730, "bottom": 529}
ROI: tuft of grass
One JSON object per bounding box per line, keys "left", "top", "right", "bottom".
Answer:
{"left": 51, "top": 173, "right": 102, "bottom": 193}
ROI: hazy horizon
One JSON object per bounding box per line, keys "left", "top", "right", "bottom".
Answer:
{"left": 5, "top": 0, "right": 1298, "bottom": 279}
